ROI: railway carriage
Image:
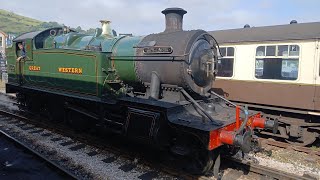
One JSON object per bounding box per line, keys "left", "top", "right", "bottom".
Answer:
{"left": 210, "top": 22, "right": 320, "bottom": 145}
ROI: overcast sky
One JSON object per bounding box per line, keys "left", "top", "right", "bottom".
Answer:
{"left": 1, "top": 0, "right": 320, "bottom": 35}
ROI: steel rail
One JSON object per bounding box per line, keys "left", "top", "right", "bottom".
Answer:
{"left": 225, "top": 157, "right": 314, "bottom": 180}
{"left": 260, "top": 138, "right": 320, "bottom": 157}
{"left": 0, "top": 129, "right": 78, "bottom": 179}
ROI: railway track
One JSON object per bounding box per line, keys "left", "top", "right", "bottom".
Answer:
{"left": 0, "top": 109, "right": 314, "bottom": 180}
{"left": 224, "top": 157, "right": 315, "bottom": 180}
{"left": 0, "top": 129, "right": 78, "bottom": 179}
{"left": 260, "top": 138, "right": 320, "bottom": 157}
{"left": 0, "top": 93, "right": 318, "bottom": 179}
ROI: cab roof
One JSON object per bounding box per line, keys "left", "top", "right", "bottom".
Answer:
{"left": 13, "top": 31, "right": 42, "bottom": 42}
{"left": 13, "top": 27, "right": 74, "bottom": 42}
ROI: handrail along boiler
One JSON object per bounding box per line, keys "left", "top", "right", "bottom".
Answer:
{"left": 5, "top": 8, "right": 277, "bottom": 175}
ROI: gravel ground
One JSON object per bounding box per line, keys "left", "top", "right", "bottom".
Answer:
{"left": 246, "top": 147, "right": 320, "bottom": 179}
{"left": 0, "top": 92, "right": 17, "bottom": 111}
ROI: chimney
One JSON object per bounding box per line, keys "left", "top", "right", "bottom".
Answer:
{"left": 290, "top": 20, "right": 298, "bottom": 24}
{"left": 100, "top": 20, "right": 113, "bottom": 36}
{"left": 244, "top": 24, "right": 250, "bottom": 28}
{"left": 161, "top": 8, "right": 187, "bottom": 32}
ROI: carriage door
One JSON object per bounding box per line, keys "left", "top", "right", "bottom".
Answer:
{"left": 313, "top": 40, "right": 320, "bottom": 112}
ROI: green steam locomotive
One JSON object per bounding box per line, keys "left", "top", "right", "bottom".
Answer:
{"left": 5, "top": 8, "right": 277, "bottom": 175}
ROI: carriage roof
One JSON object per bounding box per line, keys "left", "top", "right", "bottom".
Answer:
{"left": 210, "top": 22, "right": 320, "bottom": 44}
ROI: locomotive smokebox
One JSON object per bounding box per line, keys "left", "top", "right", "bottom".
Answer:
{"left": 134, "top": 7, "right": 217, "bottom": 97}
{"left": 162, "top": 8, "right": 187, "bottom": 32}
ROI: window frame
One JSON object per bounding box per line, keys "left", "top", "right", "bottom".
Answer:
{"left": 217, "top": 46, "right": 236, "bottom": 79}
{"left": 253, "top": 43, "right": 301, "bottom": 82}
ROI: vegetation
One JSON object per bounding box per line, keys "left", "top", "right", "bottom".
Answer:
{"left": 0, "top": 9, "right": 95, "bottom": 35}
{"left": 0, "top": 9, "right": 43, "bottom": 34}
{"left": 74, "top": 26, "right": 97, "bottom": 35}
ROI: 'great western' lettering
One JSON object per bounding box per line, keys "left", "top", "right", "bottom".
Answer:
{"left": 58, "top": 67, "right": 83, "bottom": 74}
{"left": 29, "top": 66, "right": 41, "bottom": 71}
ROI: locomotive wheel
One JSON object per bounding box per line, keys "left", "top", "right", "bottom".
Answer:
{"left": 48, "top": 103, "right": 64, "bottom": 122}
{"left": 67, "top": 110, "right": 93, "bottom": 132}
{"left": 16, "top": 93, "right": 27, "bottom": 110}
{"left": 25, "top": 95, "right": 41, "bottom": 113}
{"left": 285, "top": 128, "right": 317, "bottom": 146}
{"left": 46, "top": 98, "right": 65, "bottom": 122}
{"left": 187, "top": 148, "right": 216, "bottom": 175}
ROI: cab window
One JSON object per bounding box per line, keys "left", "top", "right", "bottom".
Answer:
{"left": 255, "top": 45, "right": 299, "bottom": 80}
{"left": 217, "top": 47, "right": 235, "bottom": 77}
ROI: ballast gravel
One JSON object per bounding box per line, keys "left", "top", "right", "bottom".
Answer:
{"left": 245, "top": 148, "right": 320, "bottom": 179}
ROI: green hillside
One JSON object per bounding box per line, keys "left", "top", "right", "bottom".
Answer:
{"left": 0, "top": 9, "right": 95, "bottom": 35}
{"left": 0, "top": 9, "right": 44, "bottom": 34}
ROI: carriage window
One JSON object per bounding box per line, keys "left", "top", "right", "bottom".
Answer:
{"left": 256, "top": 46, "right": 265, "bottom": 56}
{"left": 227, "top": 47, "right": 234, "bottom": 56}
{"left": 289, "top": 45, "right": 300, "bottom": 56}
{"left": 278, "top": 45, "right": 288, "bottom": 56}
{"left": 217, "top": 47, "right": 234, "bottom": 77}
{"left": 281, "top": 59, "right": 298, "bottom": 78}
{"left": 255, "top": 59, "right": 264, "bottom": 77}
{"left": 255, "top": 45, "right": 299, "bottom": 80}
{"left": 219, "top": 47, "right": 226, "bottom": 57}
{"left": 266, "top": 46, "right": 276, "bottom": 56}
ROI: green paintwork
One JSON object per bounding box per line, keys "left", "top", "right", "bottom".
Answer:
{"left": 90, "top": 36, "right": 116, "bottom": 52}
{"left": 25, "top": 39, "right": 33, "bottom": 59}
{"left": 7, "top": 28, "right": 144, "bottom": 98}
{"left": 111, "top": 36, "right": 143, "bottom": 82}
{"left": 7, "top": 49, "right": 106, "bottom": 96}
{"left": 6, "top": 44, "right": 18, "bottom": 83}
{"left": 69, "top": 35, "right": 93, "bottom": 49}
{"left": 44, "top": 33, "right": 89, "bottom": 49}
{"left": 27, "top": 50, "right": 105, "bottom": 96}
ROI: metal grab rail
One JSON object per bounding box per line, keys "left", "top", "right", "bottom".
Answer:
{"left": 210, "top": 90, "right": 249, "bottom": 134}
{"left": 180, "top": 88, "right": 221, "bottom": 126}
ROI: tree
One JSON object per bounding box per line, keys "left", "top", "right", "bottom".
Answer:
{"left": 85, "top": 28, "right": 96, "bottom": 35}
{"left": 75, "top": 26, "right": 82, "bottom": 31}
